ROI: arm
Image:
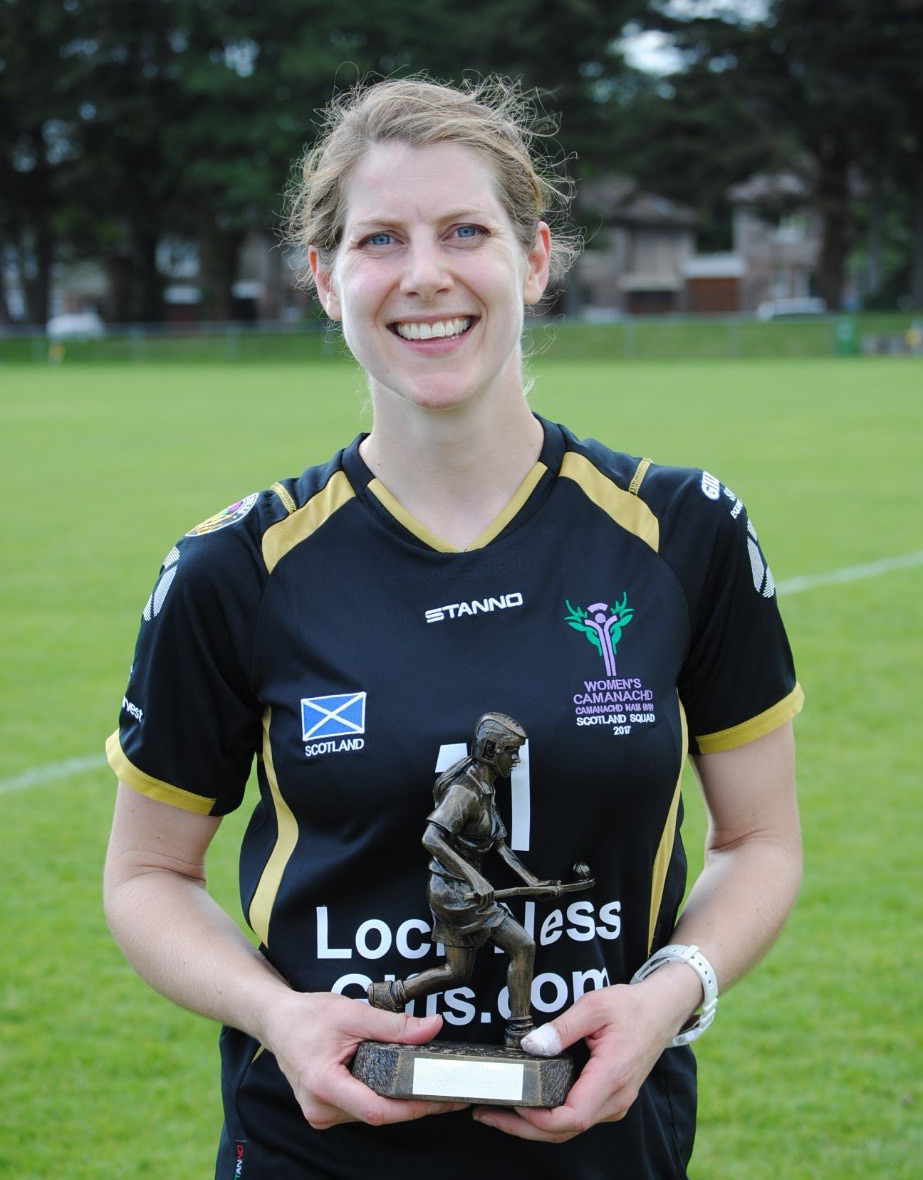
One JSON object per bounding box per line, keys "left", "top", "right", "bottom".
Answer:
{"left": 422, "top": 821, "right": 495, "bottom": 899}
{"left": 495, "top": 841, "right": 560, "bottom": 892}
{"left": 476, "top": 722, "right": 801, "bottom": 1142}
{"left": 104, "top": 784, "right": 450, "bottom": 1130}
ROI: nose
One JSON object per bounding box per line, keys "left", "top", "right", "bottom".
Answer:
{"left": 399, "top": 238, "right": 452, "bottom": 301}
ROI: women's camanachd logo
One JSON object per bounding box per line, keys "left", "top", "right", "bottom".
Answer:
{"left": 564, "top": 593, "right": 634, "bottom": 676}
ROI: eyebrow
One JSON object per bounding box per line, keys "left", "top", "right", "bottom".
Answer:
{"left": 347, "top": 209, "right": 501, "bottom": 232}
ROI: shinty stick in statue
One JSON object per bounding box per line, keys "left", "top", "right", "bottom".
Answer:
{"left": 351, "top": 712, "right": 594, "bottom": 1107}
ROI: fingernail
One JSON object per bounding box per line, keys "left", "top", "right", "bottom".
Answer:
{"left": 521, "top": 1024, "right": 562, "bottom": 1057}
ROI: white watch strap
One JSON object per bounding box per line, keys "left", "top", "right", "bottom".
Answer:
{"left": 630, "top": 943, "right": 719, "bottom": 1046}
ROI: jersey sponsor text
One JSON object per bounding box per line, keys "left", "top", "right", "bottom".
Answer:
{"left": 425, "top": 591, "right": 523, "bottom": 624}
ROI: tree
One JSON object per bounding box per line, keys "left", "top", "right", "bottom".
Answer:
{"left": 0, "top": 1, "right": 89, "bottom": 323}
{"left": 620, "top": 0, "right": 923, "bottom": 308}
{"left": 1, "top": 0, "right": 646, "bottom": 322}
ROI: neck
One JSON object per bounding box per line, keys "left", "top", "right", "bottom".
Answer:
{"left": 359, "top": 388, "right": 544, "bottom": 550}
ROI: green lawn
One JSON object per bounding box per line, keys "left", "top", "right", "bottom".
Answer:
{"left": 1, "top": 356, "right": 920, "bottom": 1177}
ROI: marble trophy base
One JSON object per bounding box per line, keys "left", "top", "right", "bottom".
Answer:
{"left": 352, "top": 1040, "right": 575, "bottom": 1108}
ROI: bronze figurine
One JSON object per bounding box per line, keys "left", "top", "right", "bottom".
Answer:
{"left": 368, "top": 712, "right": 591, "bottom": 1050}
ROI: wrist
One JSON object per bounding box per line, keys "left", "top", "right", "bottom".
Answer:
{"left": 631, "top": 943, "right": 719, "bottom": 1046}
{"left": 631, "top": 961, "right": 704, "bottom": 1043}
{"left": 247, "top": 969, "right": 301, "bottom": 1048}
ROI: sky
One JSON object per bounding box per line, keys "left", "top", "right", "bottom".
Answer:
{"left": 621, "top": 0, "right": 770, "bottom": 73}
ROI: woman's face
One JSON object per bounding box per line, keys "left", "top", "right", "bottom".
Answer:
{"left": 310, "top": 140, "right": 551, "bottom": 414}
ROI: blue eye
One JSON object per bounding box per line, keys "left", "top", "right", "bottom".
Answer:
{"left": 365, "top": 232, "right": 393, "bottom": 247}
{"left": 455, "top": 225, "right": 479, "bottom": 239}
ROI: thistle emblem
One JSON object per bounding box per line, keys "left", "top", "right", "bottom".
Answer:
{"left": 564, "top": 593, "right": 634, "bottom": 677}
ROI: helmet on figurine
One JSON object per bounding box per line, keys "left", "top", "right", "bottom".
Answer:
{"left": 471, "top": 712, "right": 526, "bottom": 774}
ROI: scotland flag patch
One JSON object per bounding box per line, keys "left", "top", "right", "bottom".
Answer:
{"left": 301, "top": 692, "right": 367, "bottom": 741}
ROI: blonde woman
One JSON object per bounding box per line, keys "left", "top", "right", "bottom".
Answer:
{"left": 105, "top": 77, "right": 803, "bottom": 1179}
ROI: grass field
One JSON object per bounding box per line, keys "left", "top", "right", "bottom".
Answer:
{"left": 1, "top": 354, "right": 920, "bottom": 1178}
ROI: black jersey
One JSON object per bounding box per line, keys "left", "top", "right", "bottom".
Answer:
{"left": 107, "top": 417, "right": 802, "bottom": 1180}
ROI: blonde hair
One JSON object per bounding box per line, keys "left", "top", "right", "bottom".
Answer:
{"left": 285, "top": 75, "right": 580, "bottom": 291}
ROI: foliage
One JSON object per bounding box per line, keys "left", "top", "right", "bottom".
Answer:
{"left": 2, "top": 1, "right": 921, "bottom": 321}
{"left": 0, "top": 0, "right": 642, "bottom": 323}
{"left": 622, "top": 0, "right": 923, "bottom": 307}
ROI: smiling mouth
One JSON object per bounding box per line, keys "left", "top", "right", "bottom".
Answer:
{"left": 391, "top": 317, "right": 474, "bottom": 341}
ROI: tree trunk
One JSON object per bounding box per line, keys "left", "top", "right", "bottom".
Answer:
{"left": 0, "top": 253, "right": 13, "bottom": 324}
{"left": 865, "top": 174, "right": 884, "bottom": 304}
{"left": 134, "top": 223, "right": 164, "bottom": 323}
{"left": 199, "top": 222, "right": 243, "bottom": 322}
{"left": 911, "top": 148, "right": 923, "bottom": 311}
{"left": 813, "top": 147, "right": 852, "bottom": 311}
{"left": 21, "top": 220, "right": 54, "bottom": 325}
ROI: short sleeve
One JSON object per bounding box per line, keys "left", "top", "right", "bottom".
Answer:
{"left": 665, "top": 473, "right": 803, "bottom": 754}
{"left": 427, "top": 783, "right": 473, "bottom": 838}
{"left": 106, "top": 523, "right": 266, "bottom": 815}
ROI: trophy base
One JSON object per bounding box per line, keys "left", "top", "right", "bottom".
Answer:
{"left": 351, "top": 1040, "right": 574, "bottom": 1107}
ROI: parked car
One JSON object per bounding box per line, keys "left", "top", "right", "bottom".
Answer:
{"left": 46, "top": 311, "right": 106, "bottom": 340}
{"left": 756, "top": 297, "right": 827, "bottom": 321}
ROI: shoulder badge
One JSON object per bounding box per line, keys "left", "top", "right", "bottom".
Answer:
{"left": 186, "top": 493, "right": 258, "bottom": 537}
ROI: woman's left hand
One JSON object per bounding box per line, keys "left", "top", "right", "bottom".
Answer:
{"left": 472, "top": 969, "right": 699, "bottom": 1142}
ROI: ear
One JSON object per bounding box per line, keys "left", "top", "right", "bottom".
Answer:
{"left": 522, "top": 221, "right": 552, "bottom": 307}
{"left": 309, "top": 245, "right": 342, "bottom": 321}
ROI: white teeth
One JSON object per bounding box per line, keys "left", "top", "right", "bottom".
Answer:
{"left": 395, "top": 317, "right": 471, "bottom": 341}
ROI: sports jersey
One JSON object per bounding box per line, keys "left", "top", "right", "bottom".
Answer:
{"left": 107, "top": 416, "right": 803, "bottom": 1180}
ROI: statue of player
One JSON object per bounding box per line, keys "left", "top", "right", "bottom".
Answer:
{"left": 368, "top": 713, "right": 563, "bottom": 1049}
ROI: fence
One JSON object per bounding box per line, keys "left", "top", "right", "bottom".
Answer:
{"left": 0, "top": 313, "right": 919, "bottom": 366}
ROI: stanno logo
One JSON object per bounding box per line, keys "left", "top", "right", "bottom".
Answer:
{"left": 564, "top": 593, "right": 634, "bottom": 677}
{"left": 425, "top": 591, "right": 523, "bottom": 624}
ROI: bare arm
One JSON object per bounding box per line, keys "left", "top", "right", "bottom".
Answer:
{"left": 477, "top": 722, "right": 802, "bottom": 1142}
{"left": 673, "top": 720, "right": 802, "bottom": 989}
{"left": 495, "top": 841, "right": 559, "bottom": 891}
{"left": 104, "top": 784, "right": 450, "bottom": 1129}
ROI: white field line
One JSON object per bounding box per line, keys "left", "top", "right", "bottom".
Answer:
{"left": 776, "top": 549, "right": 923, "bottom": 595}
{"left": 2, "top": 550, "right": 922, "bottom": 798}
{"left": 0, "top": 753, "right": 107, "bottom": 796}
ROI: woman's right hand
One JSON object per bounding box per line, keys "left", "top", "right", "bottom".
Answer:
{"left": 259, "top": 989, "right": 464, "bottom": 1130}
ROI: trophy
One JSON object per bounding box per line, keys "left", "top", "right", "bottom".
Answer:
{"left": 351, "top": 713, "right": 593, "bottom": 1107}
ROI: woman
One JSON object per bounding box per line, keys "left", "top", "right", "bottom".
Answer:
{"left": 104, "top": 77, "right": 803, "bottom": 1180}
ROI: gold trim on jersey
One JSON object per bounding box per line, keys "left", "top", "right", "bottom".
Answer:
{"left": 628, "top": 457, "right": 652, "bottom": 496}
{"left": 270, "top": 481, "right": 298, "bottom": 516}
{"left": 261, "top": 471, "right": 355, "bottom": 573}
{"left": 105, "top": 732, "right": 216, "bottom": 814}
{"left": 695, "top": 683, "right": 804, "bottom": 754}
{"left": 560, "top": 452, "right": 660, "bottom": 552}
{"left": 647, "top": 703, "right": 688, "bottom": 952}
{"left": 366, "top": 461, "right": 549, "bottom": 552}
{"left": 367, "top": 479, "right": 456, "bottom": 552}
{"left": 247, "top": 707, "right": 299, "bottom": 946}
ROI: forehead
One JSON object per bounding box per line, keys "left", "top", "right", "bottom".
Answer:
{"left": 340, "top": 140, "right": 507, "bottom": 227}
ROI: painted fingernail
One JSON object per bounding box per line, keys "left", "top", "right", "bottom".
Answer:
{"left": 521, "top": 1024, "right": 562, "bottom": 1057}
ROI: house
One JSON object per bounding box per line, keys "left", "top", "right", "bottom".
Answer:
{"left": 693, "top": 172, "right": 822, "bottom": 314}
{"left": 576, "top": 176, "right": 697, "bottom": 315}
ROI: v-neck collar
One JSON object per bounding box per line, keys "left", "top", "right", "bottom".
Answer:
{"left": 341, "top": 416, "right": 566, "bottom": 553}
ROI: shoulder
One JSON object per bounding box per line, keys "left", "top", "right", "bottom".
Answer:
{"left": 555, "top": 421, "right": 774, "bottom": 597}
{"left": 161, "top": 446, "right": 354, "bottom": 593}
{"left": 555, "top": 423, "right": 713, "bottom": 555}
